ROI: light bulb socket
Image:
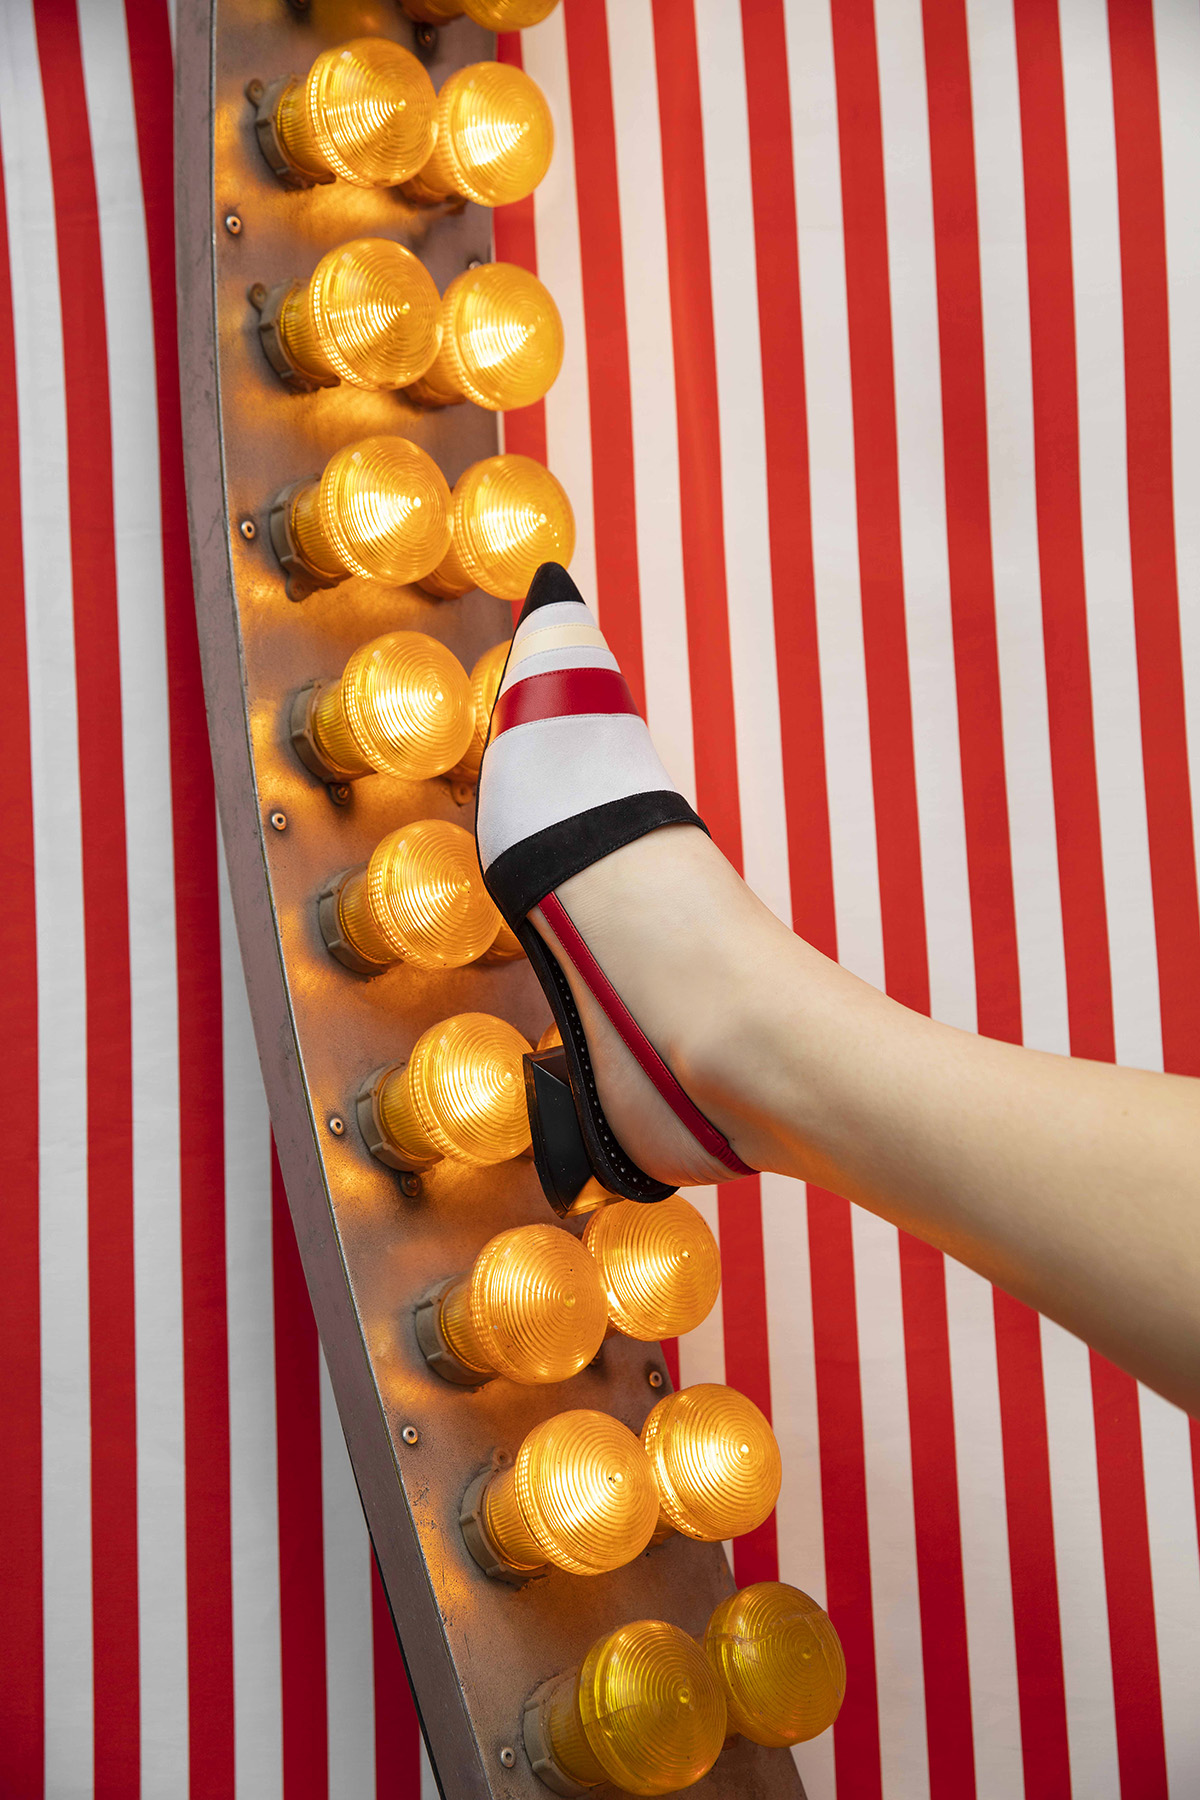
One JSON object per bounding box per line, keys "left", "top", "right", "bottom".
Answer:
{"left": 270, "top": 481, "right": 342, "bottom": 600}
{"left": 254, "top": 77, "right": 336, "bottom": 189}
{"left": 459, "top": 1461, "right": 548, "bottom": 1586}
{"left": 357, "top": 1064, "right": 441, "bottom": 1173}
{"left": 522, "top": 1678, "right": 597, "bottom": 1798}
{"left": 256, "top": 280, "right": 338, "bottom": 393}
{"left": 290, "top": 682, "right": 362, "bottom": 785}
{"left": 317, "top": 868, "right": 393, "bottom": 975}
{"left": 414, "top": 1276, "right": 493, "bottom": 1385}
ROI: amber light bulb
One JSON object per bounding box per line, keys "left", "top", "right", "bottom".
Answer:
{"left": 405, "top": 0, "right": 560, "bottom": 24}
{"left": 450, "top": 639, "right": 508, "bottom": 781}
{"left": 283, "top": 436, "right": 451, "bottom": 588}
{"left": 407, "top": 263, "right": 563, "bottom": 412}
{"left": 325, "top": 819, "right": 500, "bottom": 973}
{"left": 641, "top": 1384, "right": 782, "bottom": 1542}
{"left": 525, "top": 1621, "right": 727, "bottom": 1797}
{"left": 431, "top": 1224, "right": 608, "bottom": 1383}
{"left": 584, "top": 1196, "right": 721, "bottom": 1341}
{"left": 405, "top": 63, "right": 553, "bottom": 208}
{"left": 468, "top": 1410, "right": 659, "bottom": 1578}
{"left": 536, "top": 1022, "right": 563, "bottom": 1053}
{"left": 364, "top": 1013, "right": 532, "bottom": 1170}
{"left": 269, "top": 38, "right": 437, "bottom": 188}
{"left": 420, "top": 455, "right": 575, "bottom": 601}
{"left": 273, "top": 239, "right": 441, "bottom": 391}
{"left": 705, "top": 1584, "right": 846, "bottom": 1747}
{"left": 300, "top": 631, "right": 472, "bottom": 783}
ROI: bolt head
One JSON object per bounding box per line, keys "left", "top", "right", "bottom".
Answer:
{"left": 399, "top": 1172, "right": 423, "bottom": 1200}
{"left": 329, "top": 783, "right": 352, "bottom": 807}
{"left": 269, "top": 811, "right": 287, "bottom": 833}
{"left": 414, "top": 23, "right": 437, "bottom": 53}
{"left": 239, "top": 518, "right": 256, "bottom": 541}
{"left": 328, "top": 1116, "right": 345, "bottom": 1137}
{"left": 401, "top": 1425, "right": 419, "bottom": 1446}
{"left": 499, "top": 1747, "right": 516, "bottom": 1770}
{"left": 648, "top": 1368, "right": 664, "bottom": 1389}
{"left": 245, "top": 78, "right": 265, "bottom": 105}
{"left": 224, "top": 213, "right": 242, "bottom": 236}
{"left": 247, "top": 282, "right": 268, "bottom": 311}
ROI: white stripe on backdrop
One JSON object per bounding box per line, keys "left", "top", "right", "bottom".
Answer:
{"left": 1, "top": 1, "right": 1198, "bottom": 1798}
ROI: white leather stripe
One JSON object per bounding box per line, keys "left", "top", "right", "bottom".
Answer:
{"left": 498, "top": 643, "right": 618, "bottom": 698}
{"left": 477, "top": 711, "right": 678, "bottom": 870}
{"left": 513, "top": 598, "right": 595, "bottom": 646}
{"left": 507, "top": 622, "right": 607, "bottom": 668}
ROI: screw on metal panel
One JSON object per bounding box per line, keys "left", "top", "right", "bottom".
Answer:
{"left": 245, "top": 78, "right": 265, "bottom": 105}
{"left": 401, "top": 1425, "right": 419, "bottom": 1446}
{"left": 647, "top": 1368, "right": 664, "bottom": 1389}
{"left": 224, "top": 213, "right": 243, "bottom": 236}
{"left": 414, "top": 23, "right": 438, "bottom": 54}
{"left": 329, "top": 783, "right": 353, "bottom": 807}
{"left": 239, "top": 518, "right": 257, "bottom": 541}
{"left": 328, "top": 1116, "right": 346, "bottom": 1137}
{"left": 399, "top": 1172, "right": 423, "bottom": 1200}
{"left": 466, "top": 256, "right": 484, "bottom": 271}
{"left": 269, "top": 811, "right": 287, "bottom": 832}
{"left": 499, "top": 1748, "right": 516, "bottom": 1770}
{"left": 247, "top": 282, "right": 268, "bottom": 311}
{"left": 449, "top": 781, "right": 472, "bottom": 808}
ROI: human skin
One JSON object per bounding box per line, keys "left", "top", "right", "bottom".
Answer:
{"left": 532, "top": 825, "right": 1200, "bottom": 1417}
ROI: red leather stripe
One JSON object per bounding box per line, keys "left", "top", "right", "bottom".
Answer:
{"left": 491, "top": 666, "right": 637, "bottom": 737}
{"left": 538, "top": 892, "right": 754, "bottom": 1177}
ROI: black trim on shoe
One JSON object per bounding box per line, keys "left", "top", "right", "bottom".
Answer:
{"left": 485, "top": 791, "right": 707, "bottom": 928}
{"left": 518, "top": 561, "right": 585, "bottom": 623}
{"left": 519, "top": 919, "right": 677, "bottom": 1205}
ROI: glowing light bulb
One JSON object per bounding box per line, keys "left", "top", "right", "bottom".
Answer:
{"left": 705, "top": 1583, "right": 846, "bottom": 1747}
{"left": 266, "top": 38, "right": 437, "bottom": 188}
{"left": 583, "top": 1196, "right": 721, "bottom": 1340}
{"left": 297, "top": 630, "right": 473, "bottom": 783}
{"left": 280, "top": 436, "right": 451, "bottom": 588}
{"left": 407, "top": 263, "right": 563, "bottom": 412}
{"left": 363, "top": 1013, "right": 532, "bottom": 1170}
{"left": 467, "top": 1410, "right": 659, "bottom": 1578}
{"left": 536, "top": 1022, "right": 563, "bottom": 1053}
{"left": 405, "top": 63, "right": 553, "bottom": 208}
{"left": 641, "top": 1384, "right": 782, "bottom": 1542}
{"left": 270, "top": 239, "right": 442, "bottom": 391}
{"left": 426, "top": 1223, "right": 608, "bottom": 1383}
{"left": 450, "top": 639, "right": 508, "bottom": 781}
{"left": 419, "top": 455, "right": 575, "bottom": 601}
{"left": 323, "top": 819, "right": 500, "bottom": 973}
{"left": 405, "top": 0, "right": 560, "bottom": 22}
{"left": 525, "top": 1621, "right": 727, "bottom": 1796}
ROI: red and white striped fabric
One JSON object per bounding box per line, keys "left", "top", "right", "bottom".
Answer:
{"left": 1, "top": 1, "right": 1197, "bottom": 1796}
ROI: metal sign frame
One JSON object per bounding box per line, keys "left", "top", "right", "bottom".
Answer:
{"left": 176, "top": 3, "right": 806, "bottom": 1794}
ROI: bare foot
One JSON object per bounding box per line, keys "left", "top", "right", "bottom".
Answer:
{"left": 529, "top": 825, "right": 786, "bottom": 1188}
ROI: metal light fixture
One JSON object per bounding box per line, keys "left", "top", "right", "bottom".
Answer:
{"left": 320, "top": 818, "right": 501, "bottom": 974}
{"left": 359, "top": 1014, "right": 533, "bottom": 1170}
{"left": 272, "top": 436, "right": 451, "bottom": 591}
{"left": 259, "top": 238, "right": 443, "bottom": 392}
{"left": 257, "top": 38, "right": 438, "bottom": 189}
{"left": 291, "top": 631, "right": 474, "bottom": 787}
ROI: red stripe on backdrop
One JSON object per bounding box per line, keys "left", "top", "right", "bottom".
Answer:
{"left": 1090, "top": 1353, "right": 1168, "bottom": 1796}
{"left": 494, "top": 34, "right": 548, "bottom": 469}
{"left": 272, "top": 1148, "right": 329, "bottom": 1800}
{"left": 651, "top": 0, "right": 776, "bottom": 1590}
{"left": 737, "top": 0, "right": 836, "bottom": 959}
{"left": 808, "top": 1189, "right": 883, "bottom": 1799}
{"left": 650, "top": 0, "right": 743, "bottom": 866}
{"left": 736, "top": 4, "right": 882, "bottom": 1785}
{"left": 827, "top": 2, "right": 974, "bottom": 1790}
{"left": 920, "top": 0, "right": 1022, "bottom": 1047}
{"left": 717, "top": 1181, "right": 778, "bottom": 1587}
{"left": 563, "top": 0, "right": 647, "bottom": 714}
{"left": 920, "top": 4, "right": 1072, "bottom": 1790}
{"left": 0, "top": 128, "right": 44, "bottom": 1800}
{"left": 992, "top": 1296, "right": 1071, "bottom": 1798}
{"left": 1107, "top": 0, "right": 1200, "bottom": 1081}
{"left": 1012, "top": 4, "right": 1165, "bottom": 1786}
{"left": 1011, "top": 0, "right": 1113, "bottom": 1065}
{"left": 372, "top": 1555, "right": 423, "bottom": 1798}
{"left": 33, "top": 4, "right": 140, "bottom": 1791}
{"left": 122, "top": 4, "right": 236, "bottom": 1792}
